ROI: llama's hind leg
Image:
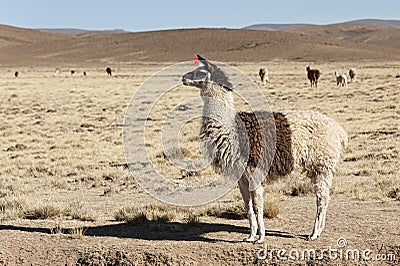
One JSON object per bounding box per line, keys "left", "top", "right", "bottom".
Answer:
{"left": 239, "top": 178, "right": 257, "bottom": 242}
{"left": 251, "top": 185, "right": 265, "bottom": 243}
{"left": 309, "top": 171, "right": 333, "bottom": 240}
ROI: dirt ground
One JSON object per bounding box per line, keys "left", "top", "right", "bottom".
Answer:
{"left": 0, "top": 62, "right": 399, "bottom": 265}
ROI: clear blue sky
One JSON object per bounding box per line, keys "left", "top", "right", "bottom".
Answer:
{"left": 1, "top": 0, "right": 399, "bottom": 31}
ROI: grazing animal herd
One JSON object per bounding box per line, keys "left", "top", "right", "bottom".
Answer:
{"left": 13, "top": 64, "right": 356, "bottom": 87}
{"left": 11, "top": 67, "right": 115, "bottom": 78}
{"left": 259, "top": 65, "right": 357, "bottom": 87}
{"left": 183, "top": 55, "right": 348, "bottom": 243}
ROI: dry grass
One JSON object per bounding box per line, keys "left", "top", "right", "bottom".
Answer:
{"left": 63, "top": 202, "right": 98, "bottom": 222}
{"left": 184, "top": 213, "right": 201, "bottom": 226}
{"left": 0, "top": 196, "right": 29, "bottom": 220}
{"left": 23, "top": 205, "right": 62, "bottom": 220}
{"left": 50, "top": 222, "right": 64, "bottom": 235}
{"left": 69, "top": 226, "right": 87, "bottom": 239}
{"left": 0, "top": 62, "right": 399, "bottom": 227}
{"left": 114, "top": 205, "right": 177, "bottom": 225}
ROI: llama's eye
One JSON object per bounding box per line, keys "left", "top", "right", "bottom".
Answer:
{"left": 195, "top": 72, "right": 206, "bottom": 79}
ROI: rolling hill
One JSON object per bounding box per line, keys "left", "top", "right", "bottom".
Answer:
{"left": 244, "top": 19, "right": 400, "bottom": 31}
{"left": 1, "top": 21, "right": 400, "bottom": 66}
{"left": 0, "top": 24, "right": 68, "bottom": 48}
{"left": 281, "top": 22, "right": 400, "bottom": 50}
{"left": 38, "top": 28, "right": 127, "bottom": 35}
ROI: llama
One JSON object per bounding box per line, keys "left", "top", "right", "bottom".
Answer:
{"left": 182, "top": 55, "right": 348, "bottom": 243}
{"left": 83, "top": 71, "right": 87, "bottom": 76}
{"left": 335, "top": 71, "right": 347, "bottom": 87}
{"left": 349, "top": 68, "right": 356, "bottom": 83}
{"left": 259, "top": 68, "right": 269, "bottom": 85}
{"left": 71, "top": 70, "right": 76, "bottom": 76}
{"left": 14, "top": 71, "right": 18, "bottom": 78}
{"left": 106, "top": 67, "right": 112, "bottom": 76}
{"left": 53, "top": 68, "right": 61, "bottom": 77}
{"left": 306, "top": 65, "right": 320, "bottom": 88}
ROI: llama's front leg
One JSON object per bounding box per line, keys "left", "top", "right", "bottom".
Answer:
{"left": 251, "top": 185, "right": 265, "bottom": 243}
{"left": 239, "top": 179, "right": 257, "bottom": 242}
{"left": 309, "top": 172, "right": 332, "bottom": 240}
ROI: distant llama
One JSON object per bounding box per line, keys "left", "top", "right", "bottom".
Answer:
{"left": 335, "top": 71, "right": 347, "bottom": 87}
{"left": 349, "top": 68, "right": 357, "bottom": 83}
{"left": 83, "top": 71, "right": 87, "bottom": 76}
{"left": 306, "top": 65, "right": 320, "bottom": 88}
{"left": 71, "top": 70, "right": 76, "bottom": 76}
{"left": 259, "top": 68, "right": 269, "bottom": 85}
{"left": 106, "top": 67, "right": 112, "bottom": 76}
{"left": 53, "top": 68, "right": 61, "bottom": 77}
{"left": 14, "top": 71, "right": 18, "bottom": 78}
{"left": 182, "top": 55, "right": 348, "bottom": 243}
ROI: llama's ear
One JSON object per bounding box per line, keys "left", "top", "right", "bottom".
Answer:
{"left": 195, "top": 54, "right": 207, "bottom": 66}
{"left": 199, "top": 59, "right": 212, "bottom": 71}
{"left": 195, "top": 55, "right": 215, "bottom": 72}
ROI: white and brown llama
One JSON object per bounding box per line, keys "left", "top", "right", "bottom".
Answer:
{"left": 182, "top": 55, "right": 348, "bottom": 243}
{"left": 53, "top": 68, "right": 61, "bottom": 77}
{"left": 335, "top": 71, "right": 347, "bottom": 87}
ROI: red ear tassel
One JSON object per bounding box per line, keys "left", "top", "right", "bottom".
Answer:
{"left": 193, "top": 54, "right": 199, "bottom": 65}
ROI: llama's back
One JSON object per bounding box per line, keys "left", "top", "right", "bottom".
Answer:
{"left": 235, "top": 110, "right": 347, "bottom": 179}
{"left": 281, "top": 110, "right": 348, "bottom": 174}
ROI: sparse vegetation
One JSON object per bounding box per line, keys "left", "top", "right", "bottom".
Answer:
{"left": 69, "top": 226, "right": 87, "bottom": 239}
{"left": 50, "top": 222, "right": 64, "bottom": 235}
{"left": 184, "top": 213, "right": 201, "bottom": 226}
{"left": 206, "top": 204, "right": 247, "bottom": 220}
{"left": 67, "top": 204, "right": 98, "bottom": 222}
{"left": 0, "top": 62, "right": 398, "bottom": 264}
{"left": 23, "top": 205, "right": 62, "bottom": 220}
{"left": 114, "top": 205, "right": 177, "bottom": 225}
{"left": 263, "top": 194, "right": 281, "bottom": 219}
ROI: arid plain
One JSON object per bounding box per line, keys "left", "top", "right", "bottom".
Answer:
{"left": 0, "top": 23, "right": 400, "bottom": 265}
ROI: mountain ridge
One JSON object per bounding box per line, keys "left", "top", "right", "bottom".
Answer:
{"left": 1, "top": 20, "right": 400, "bottom": 66}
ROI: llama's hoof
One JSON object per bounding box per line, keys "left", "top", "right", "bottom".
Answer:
{"left": 243, "top": 236, "right": 256, "bottom": 242}
{"left": 255, "top": 238, "right": 264, "bottom": 244}
{"left": 308, "top": 234, "right": 319, "bottom": 241}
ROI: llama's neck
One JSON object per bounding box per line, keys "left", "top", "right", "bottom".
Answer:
{"left": 200, "top": 83, "right": 238, "bottom": 170}
{"left": 201, "top": 83, "right": 235, "bottom": 124}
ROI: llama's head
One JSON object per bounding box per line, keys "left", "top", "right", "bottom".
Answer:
{"left": 182, "top": 55, "right": 233, "bottom": 99}
{"left": 306, "top": 65, "right": 311, "bottom": 72}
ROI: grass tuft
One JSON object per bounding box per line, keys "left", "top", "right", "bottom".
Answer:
{"left": 184, "top": 213, "right": 200, "bottom": 226}
{"left": 263, "top": 194, "right": 281, "bottom": 219}
{"left": 114, "top": 205, "right": 176, "bottom": 225}
{"left": 23, "top": 205, "right": 62, "bottom": 220}
{"left": 69, "top": 226, "right": 86, "bottom": 239}
{"left": 207, "top": 204, "right": 247, "bottom": 220}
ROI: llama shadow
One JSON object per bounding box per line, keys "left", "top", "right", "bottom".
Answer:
{"left": 83, "top": 222, "right": 248, "bottom": 243}
{"left": 266, "top": 230, "right": 309, "bottom": 240}
{"left": 0, "top": 222, "right": 245, "bottom": 243}
{"left": 0, "top": 222, "right": 303, "bottom": 243}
